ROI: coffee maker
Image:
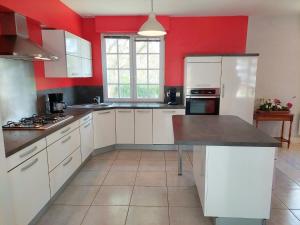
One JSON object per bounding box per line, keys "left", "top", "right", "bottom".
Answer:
{"left": 167, "top": 88, "right": 178, "bottom": 105}
{"left": 48, "top": 93, "right": 66, "bottom": 113}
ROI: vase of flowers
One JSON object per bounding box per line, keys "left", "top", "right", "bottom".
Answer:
{"left": 256, "top": 98, "right": 293, "bottom": 114}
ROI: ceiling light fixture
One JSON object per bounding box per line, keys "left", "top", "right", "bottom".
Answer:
{"left": 138, "top": 0, "right": 166, "bottom": 37}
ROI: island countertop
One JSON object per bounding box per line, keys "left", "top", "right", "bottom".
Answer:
{"left": 172, "top": 115, "right": 281, "bottom": 147}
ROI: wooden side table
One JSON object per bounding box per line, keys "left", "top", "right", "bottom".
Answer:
{"left": 254, "top": 111, "right": 294, "bottom": 148}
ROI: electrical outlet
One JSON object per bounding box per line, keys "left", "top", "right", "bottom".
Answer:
{"left": 176, "top": 91, "right": 181, "bottom": 97}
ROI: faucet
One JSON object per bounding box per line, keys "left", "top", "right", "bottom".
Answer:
{"left": 93, "top": 96, "right": 101, "bottom": 104}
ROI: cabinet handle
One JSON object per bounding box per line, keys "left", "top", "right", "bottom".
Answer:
{"left": 19, "top": 146, "right": 38, "bottom": 158}
{"left": 61, "top": 136, "right": 71, "bottom": 144}
{"left": 83, "top": 116, "right": 90, "bottom": 121}
{"left": 222, "top": 84, "right": 225, "bottom": 98}
{"left": 63, "top": 157, "right": 73, "bottom": 167}
{"left": 21, "top": 158, "right": 38, "bottom": 172}
{"left": 61, "top": 127, "right": 71, "bottom": 134}
{"left": 98, "top": 111, "right": 110, "bottom": 115}
{"left": 83, "top": 122, "right": 91, "bottom": 128}
{"left": 163, "top": 110, "right": 176, "bottom": 113}
{"left": 136, "top": 110, "right": 151, "bottom": 113}
{"left": 118, "top": 110, "right": 132, "bottom": 113}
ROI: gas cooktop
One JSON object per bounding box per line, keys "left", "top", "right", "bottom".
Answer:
{"left": 2, "top": 114, "right": 74, "bottom": 130}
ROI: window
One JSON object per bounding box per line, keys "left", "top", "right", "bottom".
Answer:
{"left": 102, "top": 35, "right": 164, "bottom": 101}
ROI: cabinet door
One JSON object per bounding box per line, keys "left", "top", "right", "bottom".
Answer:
{"left": 9, "top": 150, "right": 50, "bottom": 225}
{"left": 153, "top": 109, "right": 185, "bottom": 144}
{"left": 81, "top": 39, "right": 91, "bottom": 59}
{"left": 65, "top": 31, "right": 81, "bottom": 57}
{"left": 80, "top": 120, "right": 94, "bottom": 162}
{"left": 116, "top": 109, "right": 134, "bottom": 144}
{"left": 135, "top": 109, "right": 153, "bottom": 144}
{"left": 219, "top": 57, "right": 257, "bottom": 124}
{"left": 81, "top": 58, "right": 92, "bottom": 77}
{"left": 66, "top": 54, "right": 82, "bottom": 77}
{"left": 93, "top": 110, "right": 116, "bottom": 149}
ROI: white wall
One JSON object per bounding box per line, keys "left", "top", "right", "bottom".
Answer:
{"left": 247, "top": 15, "right": 300, "bottom": 141}
{"left": 0, "top": 109, "right": 13, "bottom": 225}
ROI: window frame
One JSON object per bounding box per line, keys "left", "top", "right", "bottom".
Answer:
{"left": 101, "top": 34, "right": 165, "bottom": 102}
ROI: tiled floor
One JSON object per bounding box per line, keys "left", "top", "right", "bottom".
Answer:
{"left": 36, "top": 145, "right": 300, "bottom": 225}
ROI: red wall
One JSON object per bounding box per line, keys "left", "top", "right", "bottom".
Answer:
{"left": 0, "top": 0, "right": 248, "bottom": 89}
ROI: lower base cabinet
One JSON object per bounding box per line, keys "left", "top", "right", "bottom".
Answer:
{"left": 49, "top": 148, "right": 81, "bottom": 197}
{"left": 80, "top": 119, "right": 94, "bottom": 161}
{"left": 8, "top": 150, "right": 50, "bottom": 225}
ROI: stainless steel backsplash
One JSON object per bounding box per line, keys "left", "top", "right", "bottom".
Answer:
{"left": 0, "top": 59, "right": 37, "bottom": 125}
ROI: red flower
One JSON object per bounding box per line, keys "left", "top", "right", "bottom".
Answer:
{"left": 274, "top": 98, "right": 281, "bottom": 104}
{"left": 287, "top": 102, "right": 293, "bottom": 109}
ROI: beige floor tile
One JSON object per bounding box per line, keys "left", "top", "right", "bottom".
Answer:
{"left": 169, "top": 207, "right": 212, "bottom": 225}
{"left": 36, "top": 205, "right": 89, "bottom": 225}
{"left": 130, "top": 186, "right": 168, "bottom": 206}
{"left": 166, "top": 160, "right": 192, "bottom": 172}
{"left": 82, "top": 159, "right": 113, "bottom": 172}
{"left": 70, "top": 171, "right": 107, "bottom": 186}
{"left": 274, "top": 189, "right": 300, "bottom": 209}
{"left": 291, "top": 210, "right": 300, "bottom": 220}
{"left": 135, "top": 172, "right": 166, "bottom": 186}
{"left": 93, "top": 186, "right": 133, "bottom": 206}
{"left": 54, "top": 186, "right": 99, "bottom": 205}
{"left": 126, "top": 206, "right": 169, "bottom": 225}
{"left": 271, "top": 194, "right": 287, "bottom": 209}
{"left": 141, "top": 151, "right": 165, "bottom": 161}
{"left": 164, "top": 151, "right": 189, "bottom": 161}
{"left": 168, "top": 187, "right": 201, "bottom": 207}
{"left": 117, "top": 150, "right": 141, "bottom": 160}
{"left": 139, "top": 160, "right": 166, "bottom": 172}
{"left": 93, "top": 151, "right": 119, "bottom": 160}
{"left": 267, "top": 209, "right": 300, "bottom": 225}
{"left": 167, "top": 172, "right": 195, "bottom": 187}
{"left": 273, "top": 169, "right": 300, "bottom": 191}
{"left": 111, "top": 160, "right": 139, "bottom": 171}
{"left": 82, "top": 206, "right": 128, "bottom": 225}
{"left": 103, "top": 171, "right": 137, "bottom": 186}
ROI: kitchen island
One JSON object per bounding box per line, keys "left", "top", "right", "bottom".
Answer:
{"left": 173, "top": 115, "right": 280, "bottom": 225}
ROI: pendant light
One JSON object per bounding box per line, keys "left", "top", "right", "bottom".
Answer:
{"left": 138, "top": 0, "right": 166, "bottom": 37}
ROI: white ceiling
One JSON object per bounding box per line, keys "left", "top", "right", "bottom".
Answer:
{"left": 61, "top": 0, "right": 300, "bottom": 17}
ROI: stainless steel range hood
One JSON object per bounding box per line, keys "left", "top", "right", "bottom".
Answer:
{"left": 0, "top": 13, "right": 58, "bottom": 61}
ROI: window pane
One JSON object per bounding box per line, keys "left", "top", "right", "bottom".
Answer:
{"left": 137, "top": 85, "right": 148, "bottom": 98}
{"left": 107, "top": 70, "right": 118, "bottom": 83}
{"left": 148, "top": 54, "right": 159, "bottom": 69}
{"left": 136, "top": 70, "right": 147, "bottom": 84}
{"left": 136, "top": 42, "right": 147, "bottom": 53}
{"left": 108, "top": 85, "right": 118, "bottom": 98}
{"left": 119, "top": 70, "right": 130, "bottom": 84}
{"left": 119, "top": 85, "right": 130, "bottom": 98}
{"left": 106, "top": 39, "right": 117, "bottom": 53}
{"left": 148, "top": 42, "right": 160, "bottom": 53}
{"left": 106, "top": 54, "right": 118, "bottom": 68}
{"left": 118, "top": 54, "right": 130, "bottom": 69}
{"left": 148, "top": 85, "right": 160, "bottom": 98}
{"left": 148, "top": 70, "right": 159, "bottom": 84}
{"left": 118, "top": 39, "right": 129, "bottom": 53}
{"left": 136, "top": 54, "right": 147, "bottom": 69}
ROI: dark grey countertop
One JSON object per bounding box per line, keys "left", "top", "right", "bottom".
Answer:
{"left": 4, "top": 103, "right": 185, "bottom": 157}
{"left": 173, "top": 115, "right": 281, "bottom": 147}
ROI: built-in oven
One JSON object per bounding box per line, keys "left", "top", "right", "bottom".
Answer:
{"left": 185, "top": 88, "right": 220, "bottom": 115}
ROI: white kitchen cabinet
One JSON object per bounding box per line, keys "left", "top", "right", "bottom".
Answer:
{"left": 153, "top": 109, "right": 185, "bottom": 144}
{"left": 93, "top": 110, "right": 116, "bottom": 149}
{"left": 116, "top": 109, "right": 134, "bottom": 144}
{"left": 135, "top": 109, "right": 153, "bottom": 144}
{"left": 42, "top": 30, "right": 92, "bottom": 78}
{"left": 219, "top": 56, "right": 258, "bottom": 124}
{"left": 9, "top": 150, "right": 50, "bottom": 225}
{"left": 80, "top": 118, "right": 94, "bottom": 162}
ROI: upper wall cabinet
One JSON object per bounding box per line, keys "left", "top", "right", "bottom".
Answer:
{"left": 42, "top": 30, "right": 92, "bottom": 78}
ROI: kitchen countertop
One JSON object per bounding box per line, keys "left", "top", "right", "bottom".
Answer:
{"left": 172, "top": 115, "right": 281, "bottom": 147}
{"left": 4, "top": 103, "right": 185, "bottom": 157}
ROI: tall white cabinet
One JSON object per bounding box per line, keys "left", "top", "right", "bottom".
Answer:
{"left": 219, "top": 56, "right": 258, "bottom": 123}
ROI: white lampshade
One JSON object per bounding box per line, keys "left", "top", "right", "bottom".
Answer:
{"left": 138, "top": 13, "right": 166, "bottom": 37}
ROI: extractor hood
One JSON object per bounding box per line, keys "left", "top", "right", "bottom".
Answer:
{"left": 0, "top": 13, "right": 58, "bottom": 61}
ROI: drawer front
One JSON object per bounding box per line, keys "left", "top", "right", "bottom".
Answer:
{"left": 80, "top": 113, "right": 93, "bottom": 125}
{"left": 49, "top": 148, "right": 81, "bottom": 197}
{"left": 7, "top": 138, "right": 47, "bottom": 171}
{"left": 47, "top": 129, "right": 80, "bottom": 171}
{"left": 80, "top": 120, "right": 94, "bottom": 162}
{"left": 9, "top": 150, "right": 50, "bottom": 225}
{"left": 46, "top": 120, "right": 80, "bottom": 146}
